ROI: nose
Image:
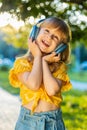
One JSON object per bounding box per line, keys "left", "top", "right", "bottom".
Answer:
{"left": 46, "top": 33, "right": 52, "bottom": 40}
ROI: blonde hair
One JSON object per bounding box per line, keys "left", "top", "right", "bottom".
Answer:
{"left": 20, "top": 17, "right": 72, "bottom": 72}
{"left": 40, "top": 17, "right": 72, "bottom": 63}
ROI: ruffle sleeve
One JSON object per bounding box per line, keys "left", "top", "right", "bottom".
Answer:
{"left": 53, "top": 62, "right": 72, "bottom": 92}
{"left": 9, "top": 58, "right": 32, "bottom": 88}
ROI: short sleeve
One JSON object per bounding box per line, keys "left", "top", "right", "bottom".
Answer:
{"left": 53, "top": 63, "right": 72, "bottom": 92}
{"left": 9, "top": 58, "right": 32, "bottom": 88}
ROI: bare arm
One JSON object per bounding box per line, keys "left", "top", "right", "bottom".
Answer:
{"left": 17, "top": 56, "right": 42, "bottom": 90}
{"left": 42, "top": 53, "right": 62, "bottom": 96}
{"left": 17, "top": 39, "right": 43, "bottom": 90}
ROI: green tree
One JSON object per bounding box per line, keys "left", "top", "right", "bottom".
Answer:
{"left": 0, "top": 0, "right": 87, "bottom": 45}
{"left": 0, "top": 24, "right": 31, "bottom": 49}
{"left": 0, "top": 0, "right": 87, "bottom": 20}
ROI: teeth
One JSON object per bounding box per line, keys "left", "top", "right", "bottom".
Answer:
{"left": 43, "top": 40, "right": 49, "bottom": 46}
{"left": 43, "top": 40, "right": 47, "bottom": 44}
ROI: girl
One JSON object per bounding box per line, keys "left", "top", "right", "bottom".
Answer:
{"left": 9, "top": 17, "right": 72, "bottom": 130}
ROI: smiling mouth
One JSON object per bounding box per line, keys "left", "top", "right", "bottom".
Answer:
{"left": 42, "top": 40, "right": 50, "bottom": 47}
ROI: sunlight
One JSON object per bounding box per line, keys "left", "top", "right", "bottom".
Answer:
{"left": 0, "top": 12, "right": 24, "bottom": 29}
{"left": 0, "top": 13, "right": 45, "bottom": 29}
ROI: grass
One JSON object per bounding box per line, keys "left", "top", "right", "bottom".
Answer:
{"left": 0, "top": 69, "right": 87, "bottom": 129}
{"left": 0, "top": 69, "right": 19, "bottom": 94}
{"left": 68, "top": 71, "right": 87, "bottom": 82}
{"left": 62, "top": 90, "right": 87, "bottom": 130}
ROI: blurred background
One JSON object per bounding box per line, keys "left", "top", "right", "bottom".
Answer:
{"left": 0, "top": 0, "right": 87, "bottom": 130}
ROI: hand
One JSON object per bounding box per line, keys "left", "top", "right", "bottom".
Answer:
{"left": 28, "top": 38, "right": 42, "bottom": 57}
{"left": 43, "top": 52, "right": 61, "bottom": 63}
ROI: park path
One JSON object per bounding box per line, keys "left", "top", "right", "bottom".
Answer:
{"left": 71, "top": 80, "right": 87, "bottom": 90}
{"left": 0, "top": 80, "right": 87, "bottom": 130}
{"left": 0, "top": 88, "right": 20, "bottom": 130}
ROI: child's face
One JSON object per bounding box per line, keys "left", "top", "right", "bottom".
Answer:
{"left": 36, "top": 27, "right": 61, "bottom": 54}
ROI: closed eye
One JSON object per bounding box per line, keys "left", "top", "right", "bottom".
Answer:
{"left": 52, "top": 35, "right": 58, "bottom": 41}
{"left": 44, "top": 29, "right": 49, "bottom": 33}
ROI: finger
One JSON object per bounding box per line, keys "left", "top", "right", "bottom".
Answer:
{"left": 28, "top": 38, "right": 33, "bottom": 44}
{"left": 57, "top": 53, "right": 61, "bottom": 59}
{"left": 54, "top": 56, "right": 61, "bottom": 62}
{"left": 51, "top": 52, "right": 56, "bottom": 56}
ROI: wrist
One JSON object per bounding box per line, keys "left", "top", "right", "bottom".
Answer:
{"left": 35, "top": 52, "right": 42, "bottom": 58}
{"left": 34, "top": 55, "right": 42, "bottom": 60}
{"left": 42, "top": 57, "right": 48, "bottom": 64}
{"left": 42, "top": 56, "right": 46, "bottom": 61}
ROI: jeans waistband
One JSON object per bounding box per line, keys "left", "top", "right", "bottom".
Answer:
{"left": 16, "top": 106, "right": 65, "bottom": 130}
{"left": 20, "top": 106, "right": 62, "bottom": 120}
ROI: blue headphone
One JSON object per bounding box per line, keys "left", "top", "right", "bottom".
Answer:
{"left": 29, "top": 19, "right": 45, "bottom": 41}
{"left": 29, "top": 18, "right": 67, "bottom": 54}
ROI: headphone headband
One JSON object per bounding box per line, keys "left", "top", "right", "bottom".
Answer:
{"left": 36, "top": 19, "right": 45, "bottom": 25}
{"left": 30, "top": 18, "right": 45, "bottom": 40}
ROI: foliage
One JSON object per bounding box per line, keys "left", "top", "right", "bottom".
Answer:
{"left": 0, "top": 70, "right": 19, "bottom": 94}
{"left": 62, "top": 89, "right": 87, "bottom": 130}
{"left": 0, "top": 0, "right": 87, "bottom": 45}
{"left": 0, "top": 24, "right": 30, "bottom": 49}
{"left": 0, "top": 0, "right": 87, "bottom": 20}
{"left": 0, "top": 0, "right": 57, "bottom": 19}
{"left": 0, "top": 65, "right": 9, "bottom": 71}
{"left": 0, "top": 34, "right": 27, "bottom": 59}
{"left": 68, "top": 71, "right": 87, "bottom": 82}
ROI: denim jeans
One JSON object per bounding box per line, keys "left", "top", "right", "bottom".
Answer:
{"left": 15, "top": 106, "right": 65, "bottom": 130}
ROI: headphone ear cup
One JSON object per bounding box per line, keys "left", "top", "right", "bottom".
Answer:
{"left": 30, "top": 25, "right": 40, "bottom": 41}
